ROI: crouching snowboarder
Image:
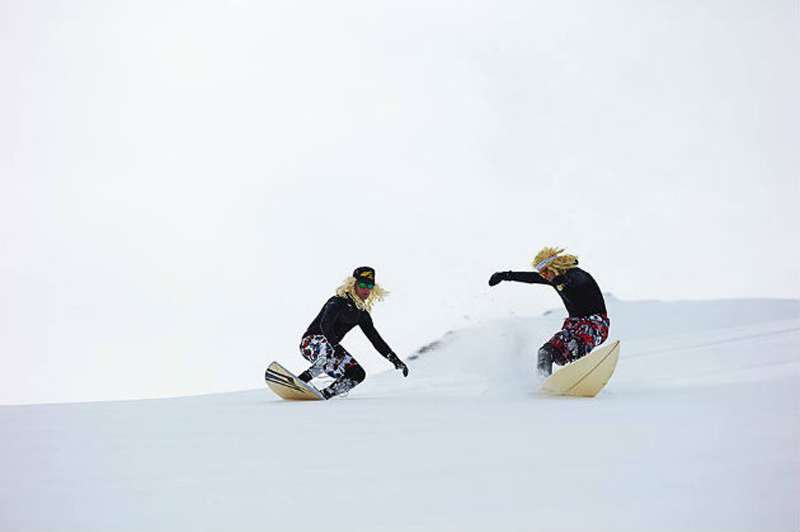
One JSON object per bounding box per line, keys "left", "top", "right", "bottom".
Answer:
{"left": 488, "top": 247, "right": 609, "bottom": 378}
{"left": 296, "top": 266, "right": 409, "bottom": 399}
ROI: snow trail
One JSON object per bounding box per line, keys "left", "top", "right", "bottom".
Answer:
{"left": 1, "top": 297, "right": 798, "bottom": 531}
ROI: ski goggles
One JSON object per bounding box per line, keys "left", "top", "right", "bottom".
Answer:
{"left": 357, "top": 282, "right": 374, "bottom": 290}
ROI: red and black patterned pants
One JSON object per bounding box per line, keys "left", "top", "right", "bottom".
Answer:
{"left": 546, "top": 313, "right": 610, "bottom": 366}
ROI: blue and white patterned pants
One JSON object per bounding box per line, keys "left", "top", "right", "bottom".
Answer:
{"left": 298, "top": 335, "right": 359, "bottom": 380}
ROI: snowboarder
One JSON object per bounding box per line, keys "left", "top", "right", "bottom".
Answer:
{"left": 488, "top": 247, "right": 609, "bottom": 377}
{"left": 296, "top": 266, "right": 409, "bottom": 399}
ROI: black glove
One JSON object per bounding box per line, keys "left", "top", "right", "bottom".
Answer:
{"left": 488, "top": 271, "right": 510, "bottom": 286}
{"left": 397, "top": 360, "right": 409, "bottom": 377}
{"left": 387, "top": 353, "right": 409, "bottom": 377}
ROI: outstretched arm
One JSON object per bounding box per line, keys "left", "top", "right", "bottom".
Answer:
{"left": 361, "top": 317, "right": 409, "bottom": 377}
{"left": 488, "top": 270, "right": 550, "bottom": 286}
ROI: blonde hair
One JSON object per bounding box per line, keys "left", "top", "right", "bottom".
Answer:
{"left": 532, "top": 246, "right": 579, "bottom": 276}
{"left": 335, "top": 277, "right": 389, "bottom": 313}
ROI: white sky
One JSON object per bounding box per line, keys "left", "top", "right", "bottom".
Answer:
{"left": 1, "top": 0, "right": 798, "bottom": 404}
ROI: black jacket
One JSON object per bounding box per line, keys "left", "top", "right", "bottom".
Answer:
{"left": 304, "top": 294, "right": 394, "bottom": 357}
{"left": 505, "top": 267, "right": 607, "bottom": 318}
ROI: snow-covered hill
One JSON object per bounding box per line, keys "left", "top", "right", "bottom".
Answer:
{"left": 1, "top": 297, "right": 798, "bottom": 531}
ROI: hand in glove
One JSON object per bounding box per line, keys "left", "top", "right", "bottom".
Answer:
{"left": 396, "top": 360, "right": 409, "bottom": 377}
{"left": 388, "top": 353, "right": 409, "bottom": 377}
{"left": 488, "top": 271, "right": 510, "bottom": 286}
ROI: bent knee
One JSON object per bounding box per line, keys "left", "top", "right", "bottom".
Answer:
{"left": 344, "top": 364, "right": 366, "bottom": 384}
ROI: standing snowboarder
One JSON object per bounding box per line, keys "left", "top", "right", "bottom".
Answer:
{"left": 296, "top": 266, "right": 408, "bottom": 399}
{"left": 488, "top": 247, "right": 609, "bottom": 377}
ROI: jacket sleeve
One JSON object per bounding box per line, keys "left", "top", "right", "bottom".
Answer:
{"left": 319, "top": 297, "right": 342, "bottom": 345}
{"left": 359, "top": 314, "right": 393, "bottom": 357}
{"left": 505, "top": 271, "right": 550, "bottom": 284}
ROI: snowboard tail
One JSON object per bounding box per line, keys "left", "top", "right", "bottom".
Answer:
{"left": 265, "top": 361, "right": 325, "bottom": 401}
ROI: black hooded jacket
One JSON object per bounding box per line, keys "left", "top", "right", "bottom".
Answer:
{"left": 303, "top": 294, "right": 394, "bottom": 357}
{"left": 504, "top": 267, "right": 607, "bottom": 318}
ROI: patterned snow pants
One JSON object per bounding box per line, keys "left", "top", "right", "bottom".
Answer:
{"left": 545, "top": 313, "right": 610, "bottom": 366}
{"left": 298, "top": 335, "right": 364, "bottom": 397}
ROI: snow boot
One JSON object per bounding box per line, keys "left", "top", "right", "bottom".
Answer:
{"left": 320, "top": 364, "right": 366, "bottom": 399}
{"left": 537, "top": 344, "right": 557, "bottom": 378}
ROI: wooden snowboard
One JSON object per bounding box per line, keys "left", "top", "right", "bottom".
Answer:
{"left": 540, "top": 340, "right": 620, "bottom": 397}
{"left": 265, "top": 361, "right": 325, "bottom": 401}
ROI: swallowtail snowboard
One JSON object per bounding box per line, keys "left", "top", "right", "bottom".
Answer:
{"left": 540, "top": 340, "right": 620, "bottom": 397}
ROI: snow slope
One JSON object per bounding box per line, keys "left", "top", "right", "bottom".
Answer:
{"left": 1, "top": 297, "right": 798, "bottom": 531}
